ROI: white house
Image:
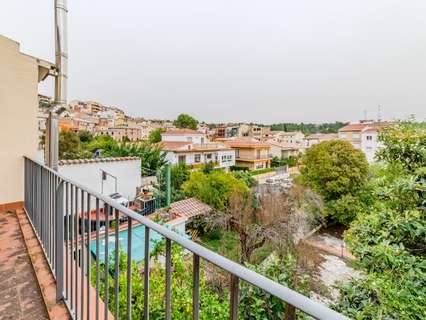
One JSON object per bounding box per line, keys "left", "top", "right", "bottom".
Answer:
{"left": 159, "top": 129, "right": 235, "bottom": 170}
{"left": 361, "top": 126, "right": 385, "bottom": 163}
{"left": 161, "top": 129, "right": 206, "bottom": 144}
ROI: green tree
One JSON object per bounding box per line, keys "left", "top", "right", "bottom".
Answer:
{"left": 104, "top": 141, "right": 167, "bottom": 176}
{"left": 335, "top": 123, "right": 426, "bottom": 319}
{"left": 148, "top": 128, "right": 166, "bottom": 144}
{"left": 300, "top": 140, "right": 369, "bottom": 224}
{"left": 183, "top": 170, "right": 250, "bottom": 211}
{"left": 58, "top": 131, "right": 90, "bottom": 159}
{"left": 173, "top": 113, "right": 199, "bottom": 130}
{"left": 78, "top": 130, "right": 94, "bottom": 143}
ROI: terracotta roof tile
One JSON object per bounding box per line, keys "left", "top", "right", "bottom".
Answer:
{"left": 59, "top": 157, "right": 139, "bottom": 166}
{"left": 170, "top": 198, "right": 212, "bottom": 218}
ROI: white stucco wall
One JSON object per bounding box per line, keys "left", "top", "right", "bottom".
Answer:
{"left": 361, "top": 132, "right": 383, "bottom": 163}
{"left": 58, "top": 159, "right": 141, "bottom": 203}
{"left": 161, "top": 134, "right": 205, "bottom": 144}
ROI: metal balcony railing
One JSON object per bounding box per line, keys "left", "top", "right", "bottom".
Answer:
{"left": 23, "top": 157, "right": 348, "bottom": 320}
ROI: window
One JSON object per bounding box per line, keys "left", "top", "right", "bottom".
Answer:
{"left": 206, "top": 153, "right": 212, "bottom": 160}
{"left": 194, "top": 154, "right": 201, "bottom": 163}
{"left": 340, "top": 133, "right": 347, "bottom": 139}
{"left": 256, "top": 163, "right": 264, "bottom": 169}
{"left": 366, "top": 135, "right": 373, "bottom": 141}
{"left": 186, "top": 137, "right": 193, "bottom": 142}
{"left": 353, "top": 133, "right": 360, "bottom": 139}
{"left": 235, "top": 149, "right": 240, "bottom": 158}
{"left": 256, "top": 150, "right": 261, "bottom": 159}
{"left": 178, "top": 155, "right": 186, "bottom": 164}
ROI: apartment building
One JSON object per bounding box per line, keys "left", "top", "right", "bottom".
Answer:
{"left": 96, "top": 126, "right": 143, "bottom": 141}
{"left": 160, "top": 129, "right": 235, "bottom": 169}
{"left": 222, "top": 138, "right": 271, "bottom": 170}
{"left": 339, "top": 121, "right": 390, "bottom": 162}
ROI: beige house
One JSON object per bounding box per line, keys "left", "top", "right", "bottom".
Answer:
{"left": 0, "top": 35, "right": 55, "bottom": 207}
{"left": 267, "top": 141, "right": 300, "bottom": 159}
{"left": 222, "top": 138, "right": 271, "bottom": 170}
{"left": 305, "top": 133, "right": 338, "bottom": 147}
{"left": 96, "top": 126, "right": 142, "bottom": 142}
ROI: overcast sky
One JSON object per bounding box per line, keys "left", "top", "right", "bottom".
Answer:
{"left": 1, "top": 1, "right": 426, "bottom": 123}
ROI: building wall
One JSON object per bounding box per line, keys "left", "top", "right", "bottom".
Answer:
{"left": 161, "top": 134, "right": 205, "bottom": 144}
{"left": 339, "top": 131, "right": 362, "bottom": 149}
{"left": 236, "top": 147, "right": 269, "bottom": 159}
{"left": 58, "top": 159, "right": 141, "bottom": 208}
{"left": 361, "top": 131, "right": 382, "bottom": 163}
{"left": 164, "top": 149, "right": 235, "bottom": 169}
{"left": 0, "top": 36, "right": 40, "bottom": 205}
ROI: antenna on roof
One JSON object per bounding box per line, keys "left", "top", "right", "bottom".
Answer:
{"left": 363, "top": 109, "right": 367, "bottom": 121}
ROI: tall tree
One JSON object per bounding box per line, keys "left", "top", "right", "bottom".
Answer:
{"left": 173, "top": 113, "right": 199, "bottom": 130}
{"left": 300, "top": 140, "right": 369, "bottom": 225}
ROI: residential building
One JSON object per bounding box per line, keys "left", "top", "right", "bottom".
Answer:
{"left": 0, "top": 34, "right": 55, "bottom": 206}
{"left": 272, "top": 131, "right": 306, "bottom": 145}
{"left": 96, "top": 126, "right": 142, "bottom": 141}
{"left": 160, "top": 141, "right": 235, "bottom": 169}
{"left": 160, "top": 129, "right": 235, "bottom": 169}
{"left": 338, "top": 123, "right": 367, "bottom": 149}
{"left": 86, "top": 101, "right": 104, "bottom": 113}
{"left": 161, "top": 129, "right": 207, "bottom": 144}
{"left": 222, "top": 137, "right": 271, "bottom": 170}
{"left": 339, "top": 121, "right": 390, "bottom": 162}
{"left": 267, "top": 141, "right": 300, "bottom": 159}
{"left": 361, "top": 124, "right": 387, "bottom": 163}
{"left": 305, "top": 133, "right": 338, "bottom": 147}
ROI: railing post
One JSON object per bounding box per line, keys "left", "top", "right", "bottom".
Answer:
{"left": 230, "top": 275, "right": 239, "bottom": 320}
{"left": 55, "top": 180, "right": 65, "bottom": 302}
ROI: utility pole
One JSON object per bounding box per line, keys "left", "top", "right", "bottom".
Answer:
{"left": 46, "top": 0, "right": 68, "bottom": 170}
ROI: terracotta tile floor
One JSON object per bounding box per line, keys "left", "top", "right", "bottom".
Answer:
{"left": 0, "top": 211, "right": 49, "bottom": 320}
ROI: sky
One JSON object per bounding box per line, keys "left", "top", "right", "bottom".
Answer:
{"left": 1, "top": 1, "right": 426, "bottom": 123}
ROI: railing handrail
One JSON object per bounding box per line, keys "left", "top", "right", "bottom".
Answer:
{"left": 24, "top": 156, "right": 348, "bottom": 320}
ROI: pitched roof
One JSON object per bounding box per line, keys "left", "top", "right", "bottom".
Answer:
{"left": 170, "top": 198, "right": 212, "bottom": 218}
{"left": 306, "top": 133, "right": 338, "bottom": 140}
{"left": 338, "top": 123, "right": 370, "bottom": 132}
{"left": 59, "top": 157, "right": 140, "bottom": 166}
{"left": 162, "top": 129, "right": 204, "bottom": 136}
{"left": 339, "top": 122, "right": 392, "bottom": 133}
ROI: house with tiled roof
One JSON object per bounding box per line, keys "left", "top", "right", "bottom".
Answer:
{"left": 267, "top": 141, "right": 300, "bottom": 159}
{"left": 222, "top": 137, "right": 271, "bottom": 170}
{"left": 159, "top": 130, "right": 235, "bottom": 170}
{"left": 338, "top": 121, "right": 392, "bottom": 162}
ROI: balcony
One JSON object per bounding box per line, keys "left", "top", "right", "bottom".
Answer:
{"left": 0, "top": 157, "right": 348, "bottom": 320}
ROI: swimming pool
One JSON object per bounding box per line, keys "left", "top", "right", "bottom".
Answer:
{"left": 90, "top": 224, "right": 163, "bottom": 263}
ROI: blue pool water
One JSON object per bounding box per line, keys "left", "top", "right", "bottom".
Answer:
{"left": 90, "top": 224, "right": 163, "bottom": 263}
